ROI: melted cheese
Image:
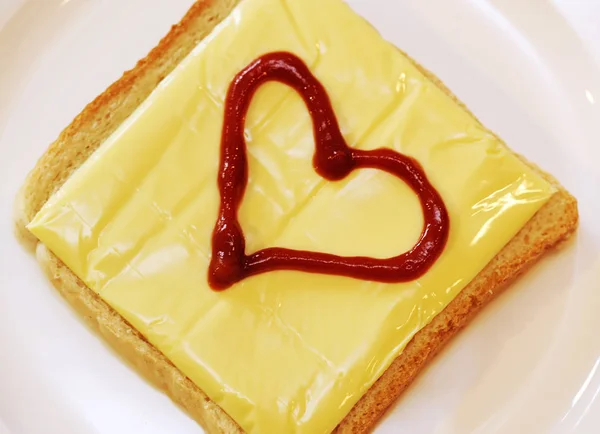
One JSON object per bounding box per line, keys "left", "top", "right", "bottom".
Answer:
{"left": 28, "top": 0, "right": 554, "bottom": 432}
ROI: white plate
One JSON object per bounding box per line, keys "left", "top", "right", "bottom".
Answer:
{"left": 1, "top": 1, "right": 599, "bottom": 433}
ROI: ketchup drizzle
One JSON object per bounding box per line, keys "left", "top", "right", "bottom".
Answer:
{"left": 208, "top": 52, "right": 449, "bottom": 290}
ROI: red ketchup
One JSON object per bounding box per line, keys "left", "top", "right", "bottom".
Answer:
{"left": 209, "top": 52, "right": 449, "bottom": 290}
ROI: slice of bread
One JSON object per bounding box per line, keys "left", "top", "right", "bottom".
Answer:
{"left": 15, "top": 0, "right": 578, "bottom": 432}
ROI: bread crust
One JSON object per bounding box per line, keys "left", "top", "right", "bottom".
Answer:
{"left": 15, "top": 0, "right": 579, "bottom": 433}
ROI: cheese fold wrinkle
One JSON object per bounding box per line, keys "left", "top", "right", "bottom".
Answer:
{"left": 29, "top": 0, "right": 554, "bottom": 432}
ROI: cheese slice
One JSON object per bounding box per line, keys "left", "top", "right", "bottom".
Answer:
{"left": 28, "top": 0, "right": 554, "bottom": 432}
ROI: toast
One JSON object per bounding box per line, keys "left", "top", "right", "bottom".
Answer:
{"left": 15, "top": 0, "right": 578, "bottom": 432}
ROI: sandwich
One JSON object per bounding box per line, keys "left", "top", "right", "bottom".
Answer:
{"left": 15, "top": 0, "right": 579, "bottom": 432}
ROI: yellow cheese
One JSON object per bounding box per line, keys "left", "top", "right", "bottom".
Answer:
{"left": 28, "top": 0, "right": 555, "bottom": 432}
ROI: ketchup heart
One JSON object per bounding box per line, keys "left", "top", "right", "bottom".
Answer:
{"left": 209, "top": 52, "right": 449, "bottom": 290}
